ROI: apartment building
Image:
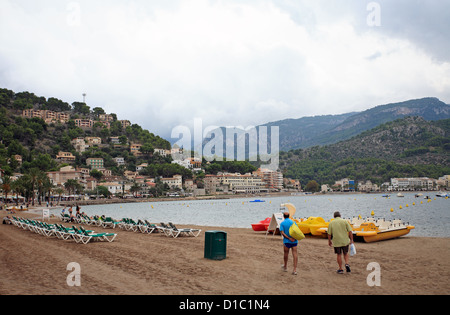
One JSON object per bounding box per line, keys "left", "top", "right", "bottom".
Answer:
{"left": 85, "top": 137, "right": 102, "bottom": 146}
{"left": 101, "top": 182, "right": 124, "bottom": 195}
{"left": 113, "top": 157, "right": 125, "bottom": 166}
{"left": 172, "top": 157, "right": 202, "bottom": 171}
{"left": 205, "top": 173, "right": 265, "bottom": 194}
{"left": 47, "top": 166, "right": 83, "bottom": 187}
{"left": 99, "top": 114, "right": 114, "bottom": 122}
{"left": 333, "top": 178, "right": 356, "bottom": 191}
{"left": 71, "top": 138, "right": 88, "bottom": 153}
{"left": 130, "top": 143, "right": 142, "bottom": 156}
{"left": 136, "top": 163, "right": 148, "bottom": 172}
{"left": 253, "top": 168, "right": 283, "bottom": 191}
{"left": 358, "top": 180, "right": 379, "bottom": 192}
{"left": 22, "top": 109, "right": 70, "bottom": 123}
{"left": 161, "top": 175, "right": 183, "bottom": 190}
{"left": 56, "top": 151, "right": 76, "bottom": 163}
{"left": 437, "top": 175, "right": 450, "bottom": 188}
{"left": 86, "top": 158, "right": 104, "bottom": 170}
{"left": 154, "top": 148, "right": 169, "bottom": 157}
{"left": 119, "top": 120, "right": 131, "bottom": 129}
{"left": 391, "top": 177, "right": 435, "bottom": 190}
{"left": 74, "top": 119, "right": 94, "bottom": 128}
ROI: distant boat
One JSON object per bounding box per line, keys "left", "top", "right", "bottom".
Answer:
{"left": 250, "top": 199, "right": 265, "bottom": 203}
{"left": 382, "top": 194, "right": 390, "bottom": 198}
{"left": 436, "top": 192, "right": 448, "bottom": 198}
{"left": 397, "top": 193, "right": 404, "bottom": 197}
{"left": 415, "top": 193, "right": 423, "bottom": 198}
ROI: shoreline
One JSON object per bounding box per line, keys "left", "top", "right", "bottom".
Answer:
{"left": 9, "top": 190, "right": 449, "bottom": 239}
{"left": 19, "top": 189, "right": 447, "bottom": 208}
{"left": 1, "top": 210, "right": 449, "bottom": 295}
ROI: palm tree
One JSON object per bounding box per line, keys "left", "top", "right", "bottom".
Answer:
{"left": 12, "top": 174, "right": 32, "bottom": 205}
{"left": 130, "top": 182, "right": 141, "bottom": 197}
{"left": 54, "top": 187, "right": 64, "bottom": 205}
{"left": 36, "top": 171, "right": 49, "bottom": 205}
{"left": 64, "top": 179, "right": 78, "bottom": 196}
{"left": 27, "top": 168, "right": 41, "bottom": 206}
{"left": 1, "top": 175, "right": 11, "bottom": 206}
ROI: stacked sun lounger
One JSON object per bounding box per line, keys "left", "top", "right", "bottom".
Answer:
{"left": 61, "top": 212, "right": 202, "bottom": 239}
{"left": 9, "top": 217, "right": 117, "bottom": 245}
{"left": 118, "top": 218, "right": 202, "bottom": 238}
{"left": 117, "top": 218, "right": 157, "bottom": 234}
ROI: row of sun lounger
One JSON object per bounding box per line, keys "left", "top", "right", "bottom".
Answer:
{"left": 60, "top": 213, "right": 202, "bottom": 238}
{"left": 61, "top": 213, "right": 111, "bottom": 227}
{"left": 61, "top": 214, "right": 202, "bottom": 238}
{"left": 115, "top": 217, "right": 201, "bottom": 238}
{"left": 9, "top": 216, "right": 117, "bottom": 244}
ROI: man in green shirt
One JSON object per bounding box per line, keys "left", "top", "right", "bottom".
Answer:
{"left": 327, "top": 211, "right": 353, "bottom": 274}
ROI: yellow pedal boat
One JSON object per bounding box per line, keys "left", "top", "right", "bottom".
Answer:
{"left": 298, "top": 217, "right": 330, "bottom": 236}
{"left": 352, "top": 219, "right": 415, "bottom": 243}
{"left": 316, "top": 217, "right": 415, "bottom": 243}
{"left": 315, "top": 217, "right": 415, "bottom": 243}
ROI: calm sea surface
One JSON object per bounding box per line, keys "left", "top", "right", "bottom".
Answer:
{"left": 53, "top": 193, "right": 450, "bottom": 238}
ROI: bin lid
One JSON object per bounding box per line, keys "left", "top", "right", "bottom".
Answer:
{"left": 205, "top": 230, "right": 226, "bottom": 234}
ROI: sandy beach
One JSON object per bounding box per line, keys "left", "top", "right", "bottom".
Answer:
{"left": 1, "top": 210, "right": 449, "bottom": 296}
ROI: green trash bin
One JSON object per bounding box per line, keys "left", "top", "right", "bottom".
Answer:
{"left": 204, "top": 231, "right": 227, "bottom": 260}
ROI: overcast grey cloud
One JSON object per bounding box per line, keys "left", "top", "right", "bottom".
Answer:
{"left": 0, "top": 0, "right": 449, "bottom": 141}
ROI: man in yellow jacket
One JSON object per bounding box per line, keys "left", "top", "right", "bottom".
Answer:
{"left": 328, "top": 211, "right": 353, "bottom": 274}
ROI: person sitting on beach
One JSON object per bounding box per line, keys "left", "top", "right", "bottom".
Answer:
{"left": 279, "top": 212, "right": 299, "bottom": 275}
{"left": 327, "top": 211, "right": 353, "bottom": 274}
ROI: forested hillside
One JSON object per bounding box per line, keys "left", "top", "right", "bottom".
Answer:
{"left": 263, "top": 97, "right": 450, "bottom": 151}
{"left": 280, "top": 116, "right": 450, "bottom": 186}
{"left": 0, "top": 87, "right": 174, "bottom": 177}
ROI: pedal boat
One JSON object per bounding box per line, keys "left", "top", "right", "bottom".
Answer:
{"left": 352, "top": 219, "right": 415, "bottom": 243}
{"left": 298, "top": 217, "right": 330, "bottom": 236}
{"left": 316, "top": 217, "right": 415, "bottom": 243}
{"left": 251, "top": 217, "right": 271, "bottom": 231}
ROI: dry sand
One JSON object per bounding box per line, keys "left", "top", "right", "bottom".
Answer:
{"left": 1, "top": 210, "right": 449, "bottom": 296}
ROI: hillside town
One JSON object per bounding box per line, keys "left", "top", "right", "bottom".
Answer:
{"left": 0, "top": 97, "right": 449, "bottom": 207}
{"left": 0, "top": 105, "right": 287, "bottom": 206}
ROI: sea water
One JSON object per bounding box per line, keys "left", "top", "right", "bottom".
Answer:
{"left": 53, "top": 193, "right": 450, "bottom": 238}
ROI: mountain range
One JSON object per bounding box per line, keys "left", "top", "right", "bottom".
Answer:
{"left": 280, "top": 115, "right": 450, "bottom": 185}
{"left": 262, "top": 97, "right": 450, "bottom": 151}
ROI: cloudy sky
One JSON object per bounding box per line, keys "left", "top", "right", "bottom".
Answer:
{"left": 1, "top": 0, "right": 449, "bottom": 140}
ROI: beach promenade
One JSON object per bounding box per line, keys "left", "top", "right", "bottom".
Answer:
{"left": 1, "top": 210, "right": 449, "bottom": 295}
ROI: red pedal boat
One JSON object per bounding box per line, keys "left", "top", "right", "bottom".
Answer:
{"left": 251, "top": 217, "right": 271, "bottom": 231}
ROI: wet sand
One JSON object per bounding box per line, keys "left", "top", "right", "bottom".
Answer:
{"left": 1, "top": 211, "right": 449, "bottom": 295}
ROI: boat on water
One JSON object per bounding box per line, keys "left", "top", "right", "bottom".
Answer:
{"left": 397, "top": 193, "right": 404, "bottom": 197}
{"left": 382, "top": 194, "right": 390, "bottom": 198}
{"left": 436, "top": 192, "right": 448, "bottom": 198}
{"left": 250, "top": 199, "right": 265, "bottom": 203}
